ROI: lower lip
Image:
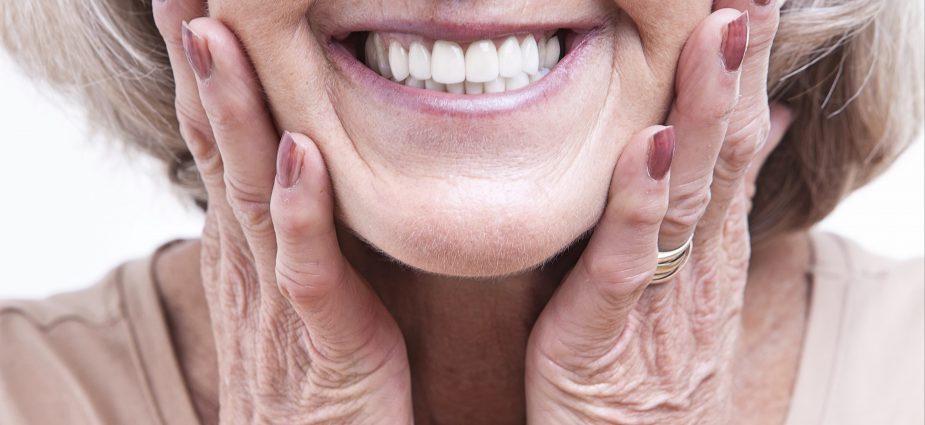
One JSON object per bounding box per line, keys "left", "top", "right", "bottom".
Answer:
{"left": 326, "top": 30, "right": 601, "bottom": 118}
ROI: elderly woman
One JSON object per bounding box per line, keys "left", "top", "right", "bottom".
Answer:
{"left": 0, "top": 0, "right": 922, "bottom": 422}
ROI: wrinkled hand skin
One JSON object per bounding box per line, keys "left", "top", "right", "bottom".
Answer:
{"left": 525, "top": 1, "right": 788, "bottom": 424}
{"left": 153, "top": 1, "right": 414, "bottom": 424}
{"left": 154, "top": 0, "right": 789, "bottom": 422}
{"left": 198, "top": 220, "right": 411, "bottom": 424}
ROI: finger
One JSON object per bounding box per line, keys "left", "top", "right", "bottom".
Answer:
{"left": 698, "top": 102, "right": 793, "bottom": 242}
{"left": 533, "top": 126, "right": 673, "bottom": 355}
{"left": 152, "top": 0, "right": 205, "bottom": 115}
{"left": 658, "top": 9, "right": 749, "bottom": 251}
{"left": 713, "top": 0, "right": 781, "bottom": 122}
{"left": 698, "top": 0, "right": 782, "bottom": 233}
{"left": 152, "top": 0, "right": 213, "bottom": 186}
{"left": 183, "top": 18, "right": 282, "bottom": 282}
{"left": 271, "top": 133, "right": 402, "bottom": 363}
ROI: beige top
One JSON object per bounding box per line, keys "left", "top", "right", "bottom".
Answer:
{"left": 1, "top": 231, "right": 922, "bottom": 424}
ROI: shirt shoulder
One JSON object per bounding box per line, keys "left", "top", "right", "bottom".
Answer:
{"left": 0, "top": 247, "right": 200, "bottom": 425}
{"left": 800, "top": 231, "right": 924, "bottom": 425}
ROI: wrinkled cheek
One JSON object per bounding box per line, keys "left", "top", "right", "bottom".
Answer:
{"left": 615, "top": 0, "right": 712, "bottom": 80}
{"left": 208, "top": 0, "right": 333, "bottom": 129}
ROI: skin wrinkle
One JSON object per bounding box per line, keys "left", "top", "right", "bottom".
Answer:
{"left": 215, "top": 0, "right": 690, "bottom": 277}
{"left": 136, "top": 0, "right": 836, "bottom": 423}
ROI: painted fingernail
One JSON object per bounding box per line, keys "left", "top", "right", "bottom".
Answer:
{"left": 181, "top": 21, "right": 212, "bottom": 80}
{"left": 754, "top": 0, "right": 773, "bottom": 6}
{"left": 277, "top": 132, "right": 303, "bottom": 188}
{"left": 647, "top": 126, "right": 675, "bottom": 181}
{"left": 722, "top": 12, "right": 749, "bottom": 72}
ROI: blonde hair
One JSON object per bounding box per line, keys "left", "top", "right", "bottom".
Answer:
{"left": 2, "top": 0, "right": 923, "bottom": 239}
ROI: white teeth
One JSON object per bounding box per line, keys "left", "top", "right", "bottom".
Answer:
{"left": 465, "top": 81, "right": 484, "bottom": 94}
{"left": 521, "top": 35, "right": 539, "bottom": 75}
{"left": 498, "top": 36, "right": 523, "bottom": 78}
{"left": 447, "top": 82, "right": 465, "bottom": 94}
{"left": 484, "top": 78, "right": 506, "bottom": 93}
{"left": 409, "top": 42, "right": 432, "bottom": 80}
{"left": 544, "top": 37, "right": 561, "bottom": 69}
{"left": 364, "top": 32, "right": 565, "bottom": 95}
{"left": 365, "top": 35, "right": 381, "bottom": 73}
{"left": 431, "top": 40, "right": 466, "bottom": 84}
{"left": 405, "top": 77, "right": 425, "bottom": 88}
{"left": 505, "top": 72, "right": 530, "bottom": 91}
{"left": 371, "top": 33, "right": 392, "bottom": 79}
{"left": 537, "top": 37, "right": 547, "bottom": 72}
{"left": 425, "top": 79, "right": 447, "bottom": 92}
{"left": 465, "top": 40, "right": 500, "bottom": 83}
{"left": 389, "top": 41, "right": 410, "bottom": 81}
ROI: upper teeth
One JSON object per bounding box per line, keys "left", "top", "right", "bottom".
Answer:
{"left": 364, "top": 32, "right": 563, "bottom": 94}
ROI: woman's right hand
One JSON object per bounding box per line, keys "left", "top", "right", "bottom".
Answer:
{"left": 153, "top": 2, "right": 413, "bottom": 424}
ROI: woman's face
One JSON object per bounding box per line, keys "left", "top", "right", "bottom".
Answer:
{"left": 210, "top": 0, "right": 710, "bottom": 277}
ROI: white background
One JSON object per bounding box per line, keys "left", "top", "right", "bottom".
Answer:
{"left": 1, "top": 54, "right": 922, "bottom": 299}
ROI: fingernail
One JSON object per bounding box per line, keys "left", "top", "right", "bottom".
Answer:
{"left": 721, "top": 12, "right": 749, "bottom": 72}
{"left": 277, "top": 132, "right": 303, "bottom": 188}
{"left": 181, "top": 21, "right": 212, "bottom": 80}
{"left": 754, "top": 0, "right": 773, "bottom": 6}
{"left": 647, "top": 127, "right": 675, "bottom": 181}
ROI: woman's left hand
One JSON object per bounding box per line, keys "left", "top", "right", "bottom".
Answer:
{"left": 526, "top": 1, "right": 792, "bottom": 423}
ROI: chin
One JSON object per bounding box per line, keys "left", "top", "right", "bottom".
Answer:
{"left": 338, "top": 177, "right": 606, "bottom": 279}
{"left": 213, "top": 1, "right": 697, "bottom": 280}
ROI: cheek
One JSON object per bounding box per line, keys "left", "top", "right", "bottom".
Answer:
{"left": 615, "top": 0, "right": 712, "bottom": 81}
{"left": 208, "top": 0, "right": 710, "bottom": 278}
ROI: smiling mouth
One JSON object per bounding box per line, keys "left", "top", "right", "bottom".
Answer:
{"left": 335, "top": 29, "right": 580, "bottom": 95}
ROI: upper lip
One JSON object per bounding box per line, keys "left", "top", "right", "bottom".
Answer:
{"left": 329, "top": 20, "right": 601, "bottom": 42}
{"left": 315, "top": 3, "right": 615, "bottom": 116}
{"left": 314, "top": 2, "right": 614, "bottom": 42}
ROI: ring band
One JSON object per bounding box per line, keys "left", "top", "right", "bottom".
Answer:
{"left": 651, "top": 234, "right": 693, "bottom": 284}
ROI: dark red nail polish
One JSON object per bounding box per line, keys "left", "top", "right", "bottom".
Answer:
{"left": 647, "top": 127, "right": 675, "bottom": 181}
{"left": 277, "top": 132, "right": 303, "bottom": 188}
{"left": 181, "top": 21, "right": 212, "bottom": 80}
{"left": 722, "top": 12, "right": 749, "bottom": 72}
{"left": 753, "top": 0, "right": 772, "bottom": 6}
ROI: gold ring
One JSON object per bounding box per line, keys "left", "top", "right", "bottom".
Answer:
{"left": 651, "top": 234, "right": 693, "bottom": 284}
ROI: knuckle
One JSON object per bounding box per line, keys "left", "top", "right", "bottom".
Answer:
{"left": 620, "top": 198, "right": 669, "bottom": 228}
{"left": 218, "top": 253, "right": 259, "bottom": 316}
{"left": 675, "top": 99, "right": 736, "bottom": 125}
{"left": 272, "top": 200, "right": 319, "bottom": 239}
{"left": 208, "top": 103, "right": 247, "bottom": 135}
{"left": 225, "top": 175, "right": 272, "bottom": 233}
{"left": 718, "top": 126, "right": 768, "bottom": 179}
{"left": 581, "top": 255, "right": 654, "bottom": 295}
{"left": 626, "top": 207, "right": 665, "bottom": 228}
{"left": 276, "top": 259, "right": 344, "bottom": 305}
{"left": 675, "top": 86, "right": 738, "bottom": 123}
{"left": 205, "top": 94, "right": 260, "bottom": 136}
{"left": 664, "top": 182, "right": 712, "bottom": 230}
{"left": 176, "top": 100, "right": 215, "bottom": 154}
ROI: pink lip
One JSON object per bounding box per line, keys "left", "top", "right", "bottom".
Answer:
{"left": 329, "top": 20, "right": 602, "bottom": 43}
{"left": 326, "top": 28, "right": 602, "bottom": 118}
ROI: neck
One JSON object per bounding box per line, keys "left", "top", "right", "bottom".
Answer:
{"left": 339, "top": 229, "right": 586, "bottom": 424}
{"left": 154, "top": 230, "right": 810, "bottom": 425}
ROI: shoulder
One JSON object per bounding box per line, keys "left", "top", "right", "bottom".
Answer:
{"left": 0, "top": 254, "right": 173, "bottom": 425}
{"left": 811, "top": 230, "right": 923, "bottom": 308}
{"left": 807, "top": 231, "right": 923, "bottom": 423}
